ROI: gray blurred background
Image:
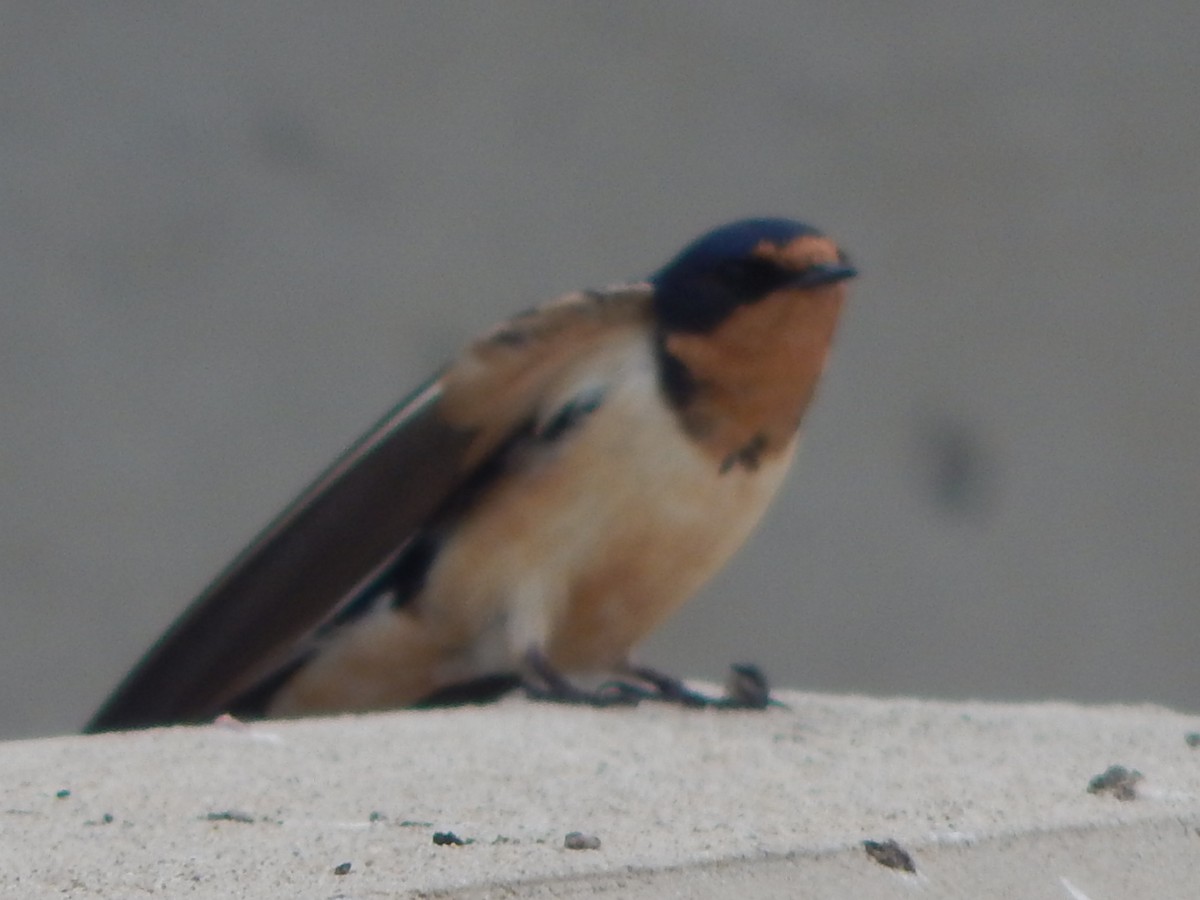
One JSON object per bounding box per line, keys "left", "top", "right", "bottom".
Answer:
{"left": 3, "top": 3, "right": 1197, "bottom": 739}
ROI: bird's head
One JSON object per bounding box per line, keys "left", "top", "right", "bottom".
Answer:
{"left": 650, "top": 218, "right": 856, "bottom": 334}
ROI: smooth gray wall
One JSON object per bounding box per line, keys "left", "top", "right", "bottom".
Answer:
{"left": 3, "top": 3, "right": 1197, "bottom": 737}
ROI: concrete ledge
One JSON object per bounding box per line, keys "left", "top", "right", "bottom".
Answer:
{"left": 3, "top": 691, "right": 1198, "bottom": 897}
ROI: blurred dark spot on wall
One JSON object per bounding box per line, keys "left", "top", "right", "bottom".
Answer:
{"left": 914, "top": 410, "right": 998, "bottom": 520}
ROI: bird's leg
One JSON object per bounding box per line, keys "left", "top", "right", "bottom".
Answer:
{"left": 520, "top": 648, "right": 643, "bottom": 707}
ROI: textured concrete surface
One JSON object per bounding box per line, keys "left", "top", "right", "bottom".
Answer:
{"left": 3, "top": 691, "right": 1199, "bottom": 897}
{"left": 3, "top": 4, "right": 1199, "bottom": 738}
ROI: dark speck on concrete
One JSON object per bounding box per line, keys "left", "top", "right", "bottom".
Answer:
{"left": 204, "top": 810, "right": 257, "bottom": 823}
{"left": 864, "top": 839, "right": 916, "bottom": 873}
{"left": 564, "top": 831, "right": 601, "bottom": 850}
{"left": 1087, "top": 765, "right": 1142, "bottom": 801}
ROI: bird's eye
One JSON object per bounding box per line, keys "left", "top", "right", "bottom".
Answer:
{"left": 716, "top": 257, "right": 782, "bottom": 290}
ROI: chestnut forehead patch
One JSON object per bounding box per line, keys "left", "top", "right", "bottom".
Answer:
{"left": 752, "top": 235, "right": 842, "bottom": 270}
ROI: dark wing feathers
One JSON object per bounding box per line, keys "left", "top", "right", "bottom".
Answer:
{"left": 86, "top": 285, "right": 653, "bottom": 732}
{"left": 86, "top": 377, "right": 474, "bottom": 731}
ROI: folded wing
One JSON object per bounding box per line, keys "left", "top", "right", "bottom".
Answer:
{"left": 85, "top": 285, "right": 652, "bottom": 731}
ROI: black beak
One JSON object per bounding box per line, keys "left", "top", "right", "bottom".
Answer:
{"left": 789, "top": 258, "right": 857, "bottom": 288}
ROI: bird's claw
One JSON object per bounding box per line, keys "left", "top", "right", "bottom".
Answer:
{"left": 521, "top": 649, "right": 781, "bottom": 710}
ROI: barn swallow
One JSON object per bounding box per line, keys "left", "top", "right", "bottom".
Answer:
{"left": 85, "top": 217, "right": 856, "bottom": 732}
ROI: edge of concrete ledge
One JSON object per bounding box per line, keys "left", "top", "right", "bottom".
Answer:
{"left": 3, "top": 690, "right": 1198, "bottom": 898}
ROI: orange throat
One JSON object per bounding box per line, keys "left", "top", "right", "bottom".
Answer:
{"left": 662, "top": 281, "right": 847, "bottom": 469}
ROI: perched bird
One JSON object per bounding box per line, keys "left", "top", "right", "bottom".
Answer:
{"left": 86, "top": 218, "right": 856, "bottom": 732}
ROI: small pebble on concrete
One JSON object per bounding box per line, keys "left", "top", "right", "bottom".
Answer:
{"left": 564, "top": 831, "right": 601, "bottom": 850}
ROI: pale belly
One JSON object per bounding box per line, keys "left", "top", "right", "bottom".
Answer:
{"left": 269, "top": 349, "right": 796, "bottom": 715}
{"left": 421, "top": 366, "right": 797, "bottom": 680}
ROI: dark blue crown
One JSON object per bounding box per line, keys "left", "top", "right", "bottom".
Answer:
{"left": 651, "top": 218, "right": 822, "bottom": 285}
{"left": 650, "top": 218, "right": 841, "bottom": 333}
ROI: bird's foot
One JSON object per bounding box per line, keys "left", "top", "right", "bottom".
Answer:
{"left": 521, "top": 651, "right": 782, "bottom": 710}
{"left": 521, "top": 650, "right": 643, "bottom": 707}
{"left": 721, "top": 663, "right": 782, "bottom": 710}
{"left": 621, "top": 662, "right": 783, "bottom": 710}
{"left": 619, "top": 665, "right": 716, "bottom": 708}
